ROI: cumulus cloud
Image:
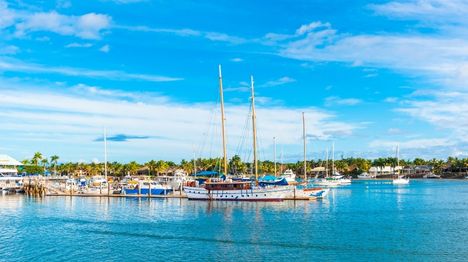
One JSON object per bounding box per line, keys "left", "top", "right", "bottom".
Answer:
{"left": 0, "top": 57, "right": 182, "bottom": 82}
{"left": 99, "top": 44, "right": 110, "bottom": 53}
{"left": 15, "top": 12, "right": 111, "bottom": 39}
{"left": 261, "top": 76, "right": 296, "bottom": 87}
{"left": 0, "top": 78, "right": 358, "bottom": 161}
{"left": 0, "top": 2, "right": 111, "bottom": 39}
{"left": 65, "top": 42, "right": 93, "bottom": 48}
{"left": 325, "top": 96, "right": 362, "bottom": 106}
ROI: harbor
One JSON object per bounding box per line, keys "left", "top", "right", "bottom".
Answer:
{"left": 2, "top": 179, "right": 467, "bottom": 261}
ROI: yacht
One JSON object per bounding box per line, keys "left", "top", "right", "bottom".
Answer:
{"left": 184, "top": 67, "right": 292, "bottom": 201}
{"left": 280, "top": 169, "right": 296, "bottom": 184}
{"left": 423, "top": 173, "right": 441, "bottom": 179}
{"left": 357, "top": 172, "right": 375, "bottom": 179}
{"left": 124, "top": 180, "right": 172, "bottom": 195}
{"left": 84, "top": 176, "right": 109, "bottom": 195}
{"left": 393, "top": 176, "right": 409, "bottom": 185}
{"left": 185, "top": 179, "right": 290, "bottom": 201}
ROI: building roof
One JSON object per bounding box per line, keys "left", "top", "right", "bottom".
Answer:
{"left": 0, "top": 155, "right": 22, "bottom": 166}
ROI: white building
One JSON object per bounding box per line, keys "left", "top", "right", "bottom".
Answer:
{"left": 0, "top": 155, "right": 23, "bottom": 190}
{"left": 369, "top": 166, "right": 403, "bottom": 177}
{"left": 0, "top": 154, "right": 22, "bottom": 176}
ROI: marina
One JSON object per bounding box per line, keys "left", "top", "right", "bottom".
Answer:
{"left": 1, "top": 179, "right": 467, "bottom": 261}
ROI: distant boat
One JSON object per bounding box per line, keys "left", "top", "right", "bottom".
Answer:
{"left": 393, "top": 176, "right": 409, "bottom": 185}
{"left": 357, "top": 172, "right": 375, "bottom": 179}
{"left": 124, "top": 181, "right": 172, "bottom": 195}
{"left": 258, "top": 176, "right": 288, "bottom": 186}
{"left": 392, "top": 145, "right": 409, "bottom": 185}
{"left": 423, "top": 173, "right": 441, "bottom": 179}
{"left": 84, "top": 176, "right": 109, "bottom": 194}
{"left": 280, "top": 169, "right": 296, "bottom": 184}
{"left": 304, "top": 187, "right": 330, "bottom": 199}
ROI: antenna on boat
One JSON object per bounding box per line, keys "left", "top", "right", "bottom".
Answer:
{"left": 302, "top": 112, "right": 307, "bottom": 181}
{"left": 273, "top": 137, "right": 277, "bottom": 176}
{"left": 218, "top": 65, "right": 228, "bottom": 177}
{"left": 250, "top": 75, "right": 258, "bottom": 183}
{"left": 104, "top": 128, "right": 108, "bottom": 180}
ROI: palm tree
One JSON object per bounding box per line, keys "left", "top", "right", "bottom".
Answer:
{"left": 32, "top": 152, "right": 42, "bottom": 166}
{"left": 40, "top": 158, "right": 49, "bottom": 174}
{"left": 145, "top": 160, "right": 157, "bottom": 176}
{"left": 155, "top": 160, "right": 169, "bottom": 176}
{"left": 50, "top": 155, "right": 59, "bottom": 176}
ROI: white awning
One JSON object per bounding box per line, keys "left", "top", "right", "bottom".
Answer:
{"left": 0, "top": 155, "right": 22, "bottom": 166}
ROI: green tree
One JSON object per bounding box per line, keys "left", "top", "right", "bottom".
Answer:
{"left": 50, "top": 155, "right": 59, "bottom": 176}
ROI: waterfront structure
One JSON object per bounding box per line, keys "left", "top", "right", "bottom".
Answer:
{"left": 0, "top": 155, "right": 23, "bottom": 191}
{"left": 0, "top": 155, "right": 21, "bottom": 176}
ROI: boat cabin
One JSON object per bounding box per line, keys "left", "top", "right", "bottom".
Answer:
{"left": 205, "top": 181, "right": 252, "bottom": 191}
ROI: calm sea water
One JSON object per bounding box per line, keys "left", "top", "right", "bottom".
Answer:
{"left": 1, "top": 180, "right": 467, "bottom": 261}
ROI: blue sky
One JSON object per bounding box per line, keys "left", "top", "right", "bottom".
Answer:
{"left": 1, "top": 0, "right": 467, "bottom": 163}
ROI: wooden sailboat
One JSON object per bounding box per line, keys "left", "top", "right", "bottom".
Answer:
{"left": 184, "top": 66, "right": 292, "bottom": 201}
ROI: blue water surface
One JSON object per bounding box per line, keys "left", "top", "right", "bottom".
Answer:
{"left": 1, "top": 180, "right": 467, "bottom": 261}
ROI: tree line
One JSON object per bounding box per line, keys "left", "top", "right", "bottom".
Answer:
{"left": 18, "top": 152, "right": 468, "bottom": 177}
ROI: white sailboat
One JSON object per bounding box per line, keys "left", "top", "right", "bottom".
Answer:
{"left": 294, "top": 112, "right": 330, "bottom": 199}
{"left": 184, "top": 66, "right": 291, "bottom": 201}
{"left": 393, "top": 145, "right": 409, "bottom": 185}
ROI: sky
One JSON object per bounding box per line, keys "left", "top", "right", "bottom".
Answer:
{"left": 1, "top": 0, "right": 467, "bottom": 163}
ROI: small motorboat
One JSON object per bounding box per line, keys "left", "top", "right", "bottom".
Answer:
{"left": 423, "top": 173, "right": 441, "bottom": 179}
{"left": 393, "top": 176, "right": 409, "bottom": 185}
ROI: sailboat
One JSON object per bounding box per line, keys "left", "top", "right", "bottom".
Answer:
{"left": 184, "top": 66, "right": 292, "bottom": 201}
{"left": 393, "top": 144, "right": 409, "bottom": 185}
{"left": 84, "top": 129, "right": 110, "bottom": 195}
{"left": 295, "top": 112, "right": 330, "bottom": 199}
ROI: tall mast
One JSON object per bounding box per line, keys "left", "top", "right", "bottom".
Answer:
{"left": 273, "top": 137, "right": 277, "bottom": 176}
{"left": 326, "top": 148, "right": 329, "bottom": 178}
{"left": 396, "top": 144, "right": 400, "bottom": 175}
{"left": 218, "top": 65, "right": 228, "bottom": 176}
{"left": 302, "top": 112, "right": 307, "bottom": 181}
{"left": 332, "top": 141, "right": 335, "bottom": 176}
{"left": 250, "top": 75, "right": 258, "bottom": 182}
{"left": 280, "top": 147, "right": 284, "bottom": 174}
{"left": 104, "top": 128, "right": 108, "bottom": 180}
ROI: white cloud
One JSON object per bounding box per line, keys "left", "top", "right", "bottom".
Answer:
{"left": 0, "top": 2, "right": 111, "bottom": 39}
{"left": 369, "top": 138, "right": 455, "bottom": 149}
{"left": 14, "top": 12, "right": 111, "bottom": 39}
{"left": 387, "top": 128, "right": 402, "bottom": 135}
{"left": 370, "top": 0, "right": 468, "bottom": 24}
{"left": 0, "top": 78, "right": 358, "bottom": 161}
{"left": 99, "top": 44, "right": 110, "bottom": 53}
{"left": 384, "top": 97, "right": 399, "bottom": 103}
{"left": 0, "top": 45, "right": 19, "bottom": 54}
{"left": 65, "top": 42, "right": 93, "bottom": 48}
{"left": 230, "top": 58, "right": 243, "bottom": 62}
{"left": 115, "top": 25, "right": 246, "bottom": 44}
{"left": 261, "top": 76, "right": 296, "bottom": 87}
{"left": 325, "top": 96, "right": 362, "bottom": 106}
{"left": 274, "top": 20, "right": 468, "bottom": 89}
{"left": 56, "top": 0, "right": 72, "bottom": 9}
{"left": 0, "top": 57, "right": 182, "bottom": 82}
{"left": 0, "top": 1, "right": 16, "bottom": 29}
{"left": 397, "top": 90, "right": 468, "bottom": 142}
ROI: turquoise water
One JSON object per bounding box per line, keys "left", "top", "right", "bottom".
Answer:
{"left": 1, "top": 180, "right": 467, "bottom": 261}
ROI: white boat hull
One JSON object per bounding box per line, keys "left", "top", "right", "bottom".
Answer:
{"left": 393, "top": 178, "right": 409, "bottom": 185}
{"left": 184, "top": 186, "right": 291, "bottom": 201}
